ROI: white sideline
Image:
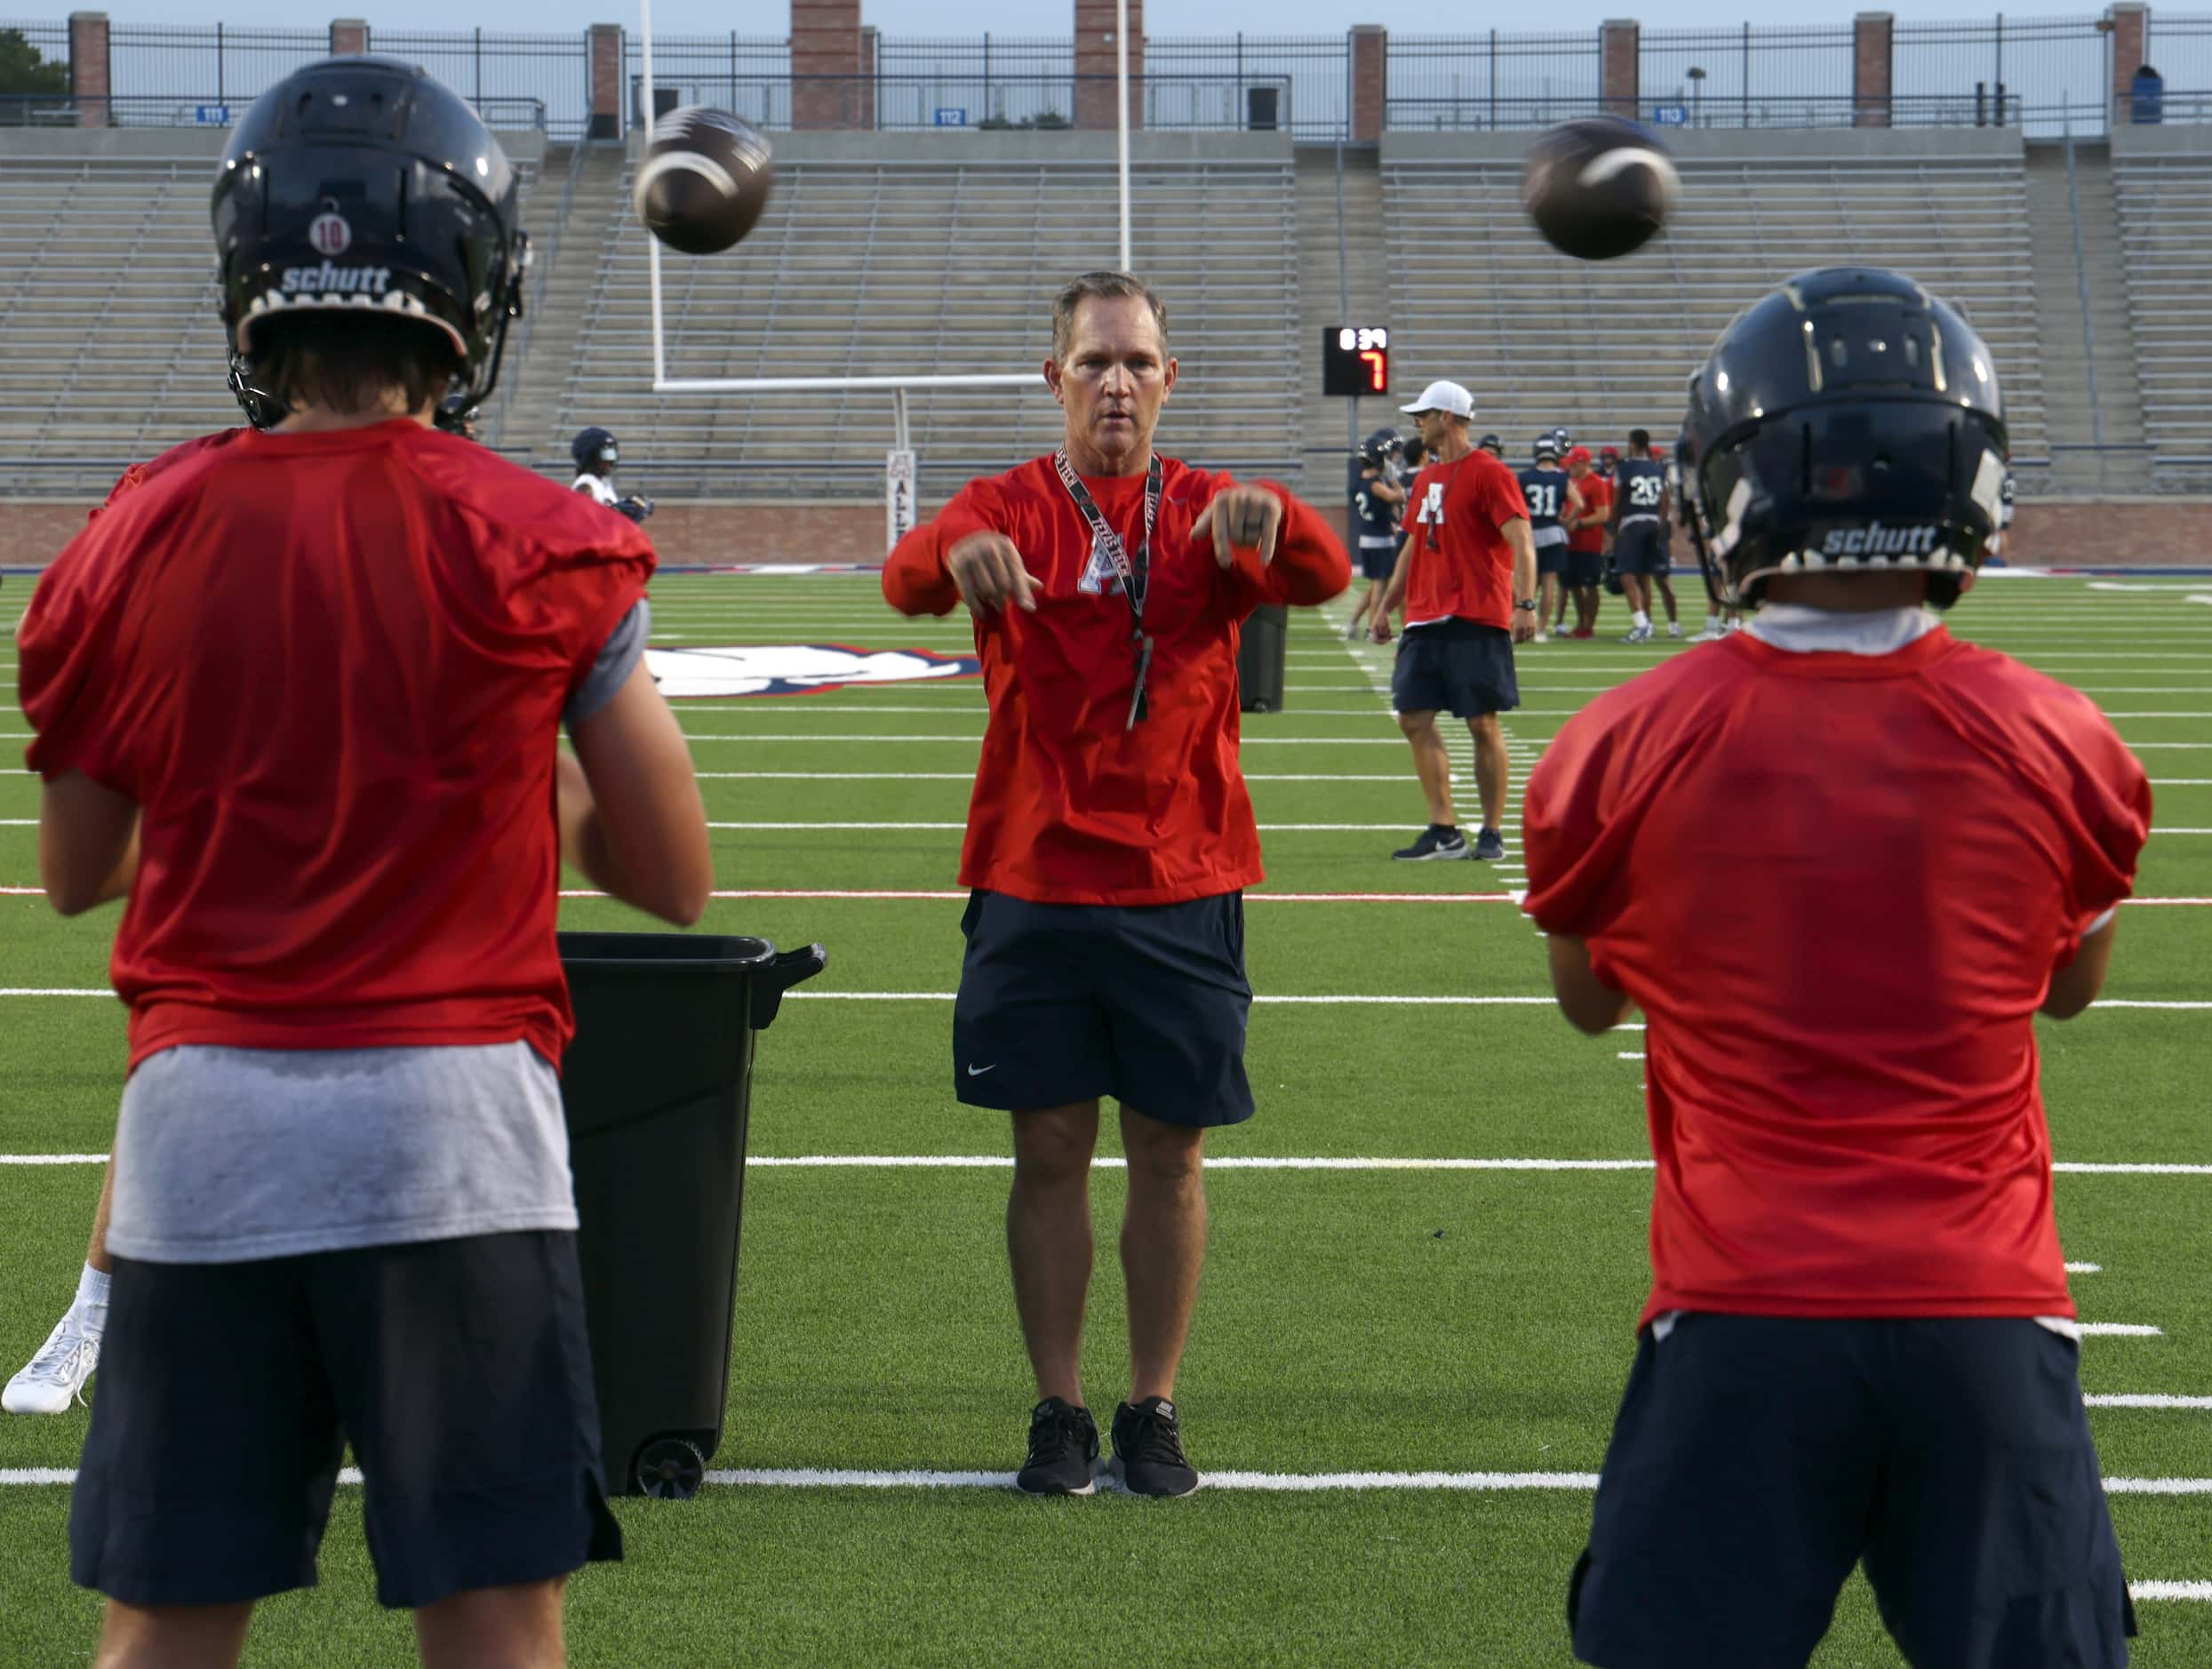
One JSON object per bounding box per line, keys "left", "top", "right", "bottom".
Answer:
{"left": 4, "top": 1153, "right": 2208, "bottom": 1178}
{"left": 3, "top": 986, "right": 2208, "bottom": 1013}
{"left": 2085, "top": 1394, "right": 2212, "bottom": 1409}
{"left": 1, "top": 1467, "right": 2208, "bottom": 1515}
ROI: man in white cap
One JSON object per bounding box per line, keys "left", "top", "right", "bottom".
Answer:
{"left": 1372, "top": 380, "right": 1539, "bottom": 862}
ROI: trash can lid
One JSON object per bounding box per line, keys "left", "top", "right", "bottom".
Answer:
{"left": 557, "top": 930, "right": 780, "bottom": 971}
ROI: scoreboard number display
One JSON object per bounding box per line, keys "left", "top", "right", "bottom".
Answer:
{"left": 1323, "top": 325, "right": 1389, "bottom": 397}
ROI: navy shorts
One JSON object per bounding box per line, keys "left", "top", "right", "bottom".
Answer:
{"left": 72, "top": 1232, "right": 622, "bottom": 1610}
{"left": 1569, "top": 1314, "right": 2136, "bottom": 1669}
{"left": 1536, "top": 539, "right": 1569, "bottom": 578}
{"left": 1566, "top": 548, "right": 1606, "bottom": 587}
{"left": 1392, "top": 619, "right": 1520, "bottom": 719}
{"left": 1357, "top": 542, "right": 1397, "bottom": 582}
{"left": 954, "top": 890, "right": 1255, "bottom": 1127}
{"left": 1615, "top": 519, "right": 1670, "bottom": 576}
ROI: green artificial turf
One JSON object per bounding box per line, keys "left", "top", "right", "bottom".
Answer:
{"left": 0, "top": 573, "right": 2206, "bottom": 1666}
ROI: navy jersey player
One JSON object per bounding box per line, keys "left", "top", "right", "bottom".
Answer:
{"left": 1610, "top": 429, "right": 1673, "bottom": 643}
{"left": 1346, "top": 427, "right": 1407, "bottom": 640}
{"left": 1518, "top": 437, "right": 1573, "bottom": 645}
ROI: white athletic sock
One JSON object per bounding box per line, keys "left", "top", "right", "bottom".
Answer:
{"left": 1633, "top": 610, "right": 1650, "bottom": 629}
{"left": 73, "top": 1264, "right": 110, "bottom": 1336}
{"left": 1704, "top": 611, "right": 1720, "bottom": 630}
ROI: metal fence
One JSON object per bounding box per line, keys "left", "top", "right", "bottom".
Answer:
{"left": 1638, "top": 24, "right": 1856, "bottom": 125}
{"left": 4, "top": 15, "right": 2211, "bottom": 141}
{"left": 627, "top": 73, "right": 1292, "bottom": 135}
{"left": 1386, "top": 31, "right": 1601, "bottom": 128}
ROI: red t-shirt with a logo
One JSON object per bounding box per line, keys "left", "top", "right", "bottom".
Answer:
{"left": 1568, "top": 472, "right": 1613, "bottom": 553}
{"left": 18, "top": 420, "right": 654, "bottom": 1070}
{"left": 1521, "top": 629, "right": 2151, "bottom": 1329}
{"left": 882, "top": 454, "right": 1349, "bottom": 905}
{"left": 1401, "top": 450, "right": 1529, "bottom": 630}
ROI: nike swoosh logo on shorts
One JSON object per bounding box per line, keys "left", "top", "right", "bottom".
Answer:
{"left": 966, "top": 1064, "right": 999, "bottom": 1076}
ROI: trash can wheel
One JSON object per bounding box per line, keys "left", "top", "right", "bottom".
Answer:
{"left": 634, "top": 1436, "right": 707, "bottom": 1500}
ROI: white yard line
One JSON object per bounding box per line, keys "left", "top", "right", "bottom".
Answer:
{"left": 2084, "top": 1394, "right": 2212, "bottom": 1409}
{"left": 2067, "top": 1263, "right": 2103, "bottom": 1274}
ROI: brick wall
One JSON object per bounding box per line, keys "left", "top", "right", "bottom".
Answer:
{"left": 1600, "top": 20, "right": 1638, "bottom": 120}
{"left": 1853, "top": 12, "right": 1893, "bottom": 129}
{"left": 330, "top": 17, "right": 368, "bottom": 55}
{"left": 587, "top": 23, "right": 621, "bottom": 140}
{"left": 1350, "top": 26, "right": 1385, "bottom": 145}
{"left": 791, "top": 0, "right": 862, "bottom": 131}
{"left": 1074, "top": 0, "right": 1144, "bottom": 132}
{"left": 68, "top": 12, "right": 109, "bottom": 131}
{"left": 12, "top": 499, "right": 2212, "bottom": 575}
{"left": 2110, "top": 2, "right": 2149, "bottom": 106}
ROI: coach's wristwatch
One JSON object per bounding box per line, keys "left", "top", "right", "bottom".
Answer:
{"left": 1514, "top": 599, "right": 1538, "bottom": 611}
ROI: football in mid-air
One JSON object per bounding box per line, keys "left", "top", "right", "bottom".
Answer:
{"left": 634, "top": 106, "right": 776, "bottom": 256}
{"left": 1522, "top": 116, "right": 1680, "bottom": 261}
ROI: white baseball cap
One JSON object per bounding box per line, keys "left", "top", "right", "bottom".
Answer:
{"left": 1400, "top": 379, "right": 1474, "bottom": 419}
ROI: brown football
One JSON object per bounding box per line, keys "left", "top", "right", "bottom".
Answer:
{"left": 634, "top": 106, "right": 776, "bottom": 257}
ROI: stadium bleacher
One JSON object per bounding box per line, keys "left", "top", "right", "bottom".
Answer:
{"left": 512, "top": 133, "right": 1303, "bottom": 497}
{"left": 2112, "top": 137, "right": 2212, "bottom": 467}
{"left": 0, "top": 132, "right": 540, "bottom": 491}
{"left": 1380, "top": 131, "right": 2050, "bottom": 468}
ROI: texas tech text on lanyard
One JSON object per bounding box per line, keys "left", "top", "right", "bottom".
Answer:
{"left": 1053, "top": 448, "right": 1164, "bottom": 731}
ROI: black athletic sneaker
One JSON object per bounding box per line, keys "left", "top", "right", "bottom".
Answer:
{"left": 1473, "top": 827, "right": 1506, "bottom": 861}
{"left": 1017, "top": 1397, "right": 1099, "bottom": 1496}
{"left": 1393, "top": 825, "right": 1469, "bottom": 862}
{"left": 1106, "top": 1396, "right": 1200, "bottom": 1497}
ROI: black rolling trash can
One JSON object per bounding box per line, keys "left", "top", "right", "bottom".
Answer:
{"left": 1238, "top": 603, "right": 1288, "bottom": 712}
{"left": 556, "top": 931, "right": 827, "bottom": 1500}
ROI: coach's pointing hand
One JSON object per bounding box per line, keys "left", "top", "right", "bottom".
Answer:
{"left": 946, "top": 531, "right": 1040, "bottom": 616}
{"left": 1201, "top": 488, "right": 1283, "bottom": 570}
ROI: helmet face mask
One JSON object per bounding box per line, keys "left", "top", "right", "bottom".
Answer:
{"left": 212, "top": 56, "right": 531, "bottom": 428}
{"left": 572, "top": 427, "right": 619, "bottom": 475}
{"left": 1682, "top": 268, "right": 2008, "bottom": 611}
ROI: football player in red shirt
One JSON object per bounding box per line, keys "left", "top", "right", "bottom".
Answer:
{"left": 1525, "top": 268, "right": 2150, "bottom": 1669}
{"left": 20, "top": 60, "right": 712, "bottom": 1667}
{"left": 1561, "top": 448, "right": 1612, "bottom": 639}
{"left": 1370, "top": 380, "right": 1538, "bottom": 862}
{"left": 883, "top": 271, "right": 1348, "bottom": 1498}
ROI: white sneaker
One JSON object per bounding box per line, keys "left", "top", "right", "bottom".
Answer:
{"left": 1532, "top": 631, "right": 1550, "bottom": 644}
{"left": 1688, "top": 627, "right": 1724, "bottom": 643}
{"left": 1666, "top": 621, "right": 1683, "bottom": 638}
{"left": 4, "top": 1313, "right": 100, "bottom": 1414}
{"left": 1622, "top": 624, "right": 1655, "bottom": 644}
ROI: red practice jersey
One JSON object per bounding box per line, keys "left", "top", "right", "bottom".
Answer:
{"left": 882, "top": 455, "right": 1349, "bottom": 905}
{"left": 1567, "top": 474, "right": 1613, "bottom": 553}
{"left": 1401, "top": 451, "right": 1529, "bottom": 631}
{"left": 1521, "top": 629, "right": 2151, "bottom": 1329}
{"left": 18, "top": 419, "right": 654, "bottom": 1070}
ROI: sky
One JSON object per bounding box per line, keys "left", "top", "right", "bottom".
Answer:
{"left": 102, "top": 0, "right": 1998, "bottom": 37}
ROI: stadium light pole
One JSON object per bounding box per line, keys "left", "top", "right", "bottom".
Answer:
{"left": 1116, "top": 0, "right": 1131, "bottom": 272}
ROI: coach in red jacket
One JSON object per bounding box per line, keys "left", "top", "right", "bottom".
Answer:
{"left": 883, "top": 271, "right": 1348, "bottom": 1499}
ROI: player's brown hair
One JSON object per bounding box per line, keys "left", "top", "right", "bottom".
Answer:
{"left": 1051, "top": 271, "right": 1170, "bottom": 365}
{"left": 246, "top": 313, "right": 462, "bottom": 420}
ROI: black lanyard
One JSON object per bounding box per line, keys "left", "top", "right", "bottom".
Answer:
{"left": 1052, "top": 448, "right": 1163, "bottom": 730}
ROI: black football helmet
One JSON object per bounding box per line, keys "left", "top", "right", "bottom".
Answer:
{"left": 1476, "top": 432, "right": 1503, "bottom": 456}
{"left": 1681, "top": 267, "right": 2007, "bottom": 610}
{"left": 1532, "top": 434, "right": 1561, "bottom": 464}
{"left": 212, "top": 56, "right": 531, "bottom": 428}
{"left": 1359, "top": 427, "right": 1404, "bottom": 470}
{"left": 572, "top": 427, "right": 619, "bottom": 475}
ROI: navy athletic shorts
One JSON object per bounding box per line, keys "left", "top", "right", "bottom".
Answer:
{"left": 1392, "top": 619, "right": 1520, "bottom": 719}
{"left": 1569, "top": 1314, "right": 2136, "bottom": 1669}
{"left": 1357, "top": 542, "right": 1397, "bottom": 582}
{"left": 72, "top": 1232, "right": 622, "bottom": 1610}
{"left": 1566, "top": 547, "right": 1606, "bottom": 587}
{"left": 1614, "top": 519, "right": 1670, "bottom": 576}
{"left": 954, "top": 890, "right": 1255, "bottom": 1127}
{"left": 1537, "top": 543, "right": 1569, "bottom": 578}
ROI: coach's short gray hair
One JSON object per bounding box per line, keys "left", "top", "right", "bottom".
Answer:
{"left": 1051, "top": 271, "right": 1170, "bottom": 365}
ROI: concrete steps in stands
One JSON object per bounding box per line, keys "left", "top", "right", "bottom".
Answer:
{"left": 2024, "top": 140, "right": 2148, "bottom": 494}
{"left": 1295, "top": 142, "right": 1385, "bottom": 500}
{"left": 499, "top": 141, "right": 635, "bottom": 467}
